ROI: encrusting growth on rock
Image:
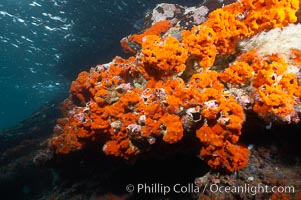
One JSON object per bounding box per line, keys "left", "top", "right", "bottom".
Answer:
{"left": 49, "top": 0, "right": 301, "bottom": 173}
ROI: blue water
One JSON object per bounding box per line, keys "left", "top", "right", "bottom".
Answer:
{"left": 0, "top": 0, "right": 72, "bottom": 129}
{"left": 0, "top": 0, "right": 199, "bottom": 130}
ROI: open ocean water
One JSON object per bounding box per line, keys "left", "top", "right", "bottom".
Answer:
{"left": 0, "top": 0, "right": 72, "bottom": 129}
{"left": 0, "top": 0, "right": 199, "bottom": 130}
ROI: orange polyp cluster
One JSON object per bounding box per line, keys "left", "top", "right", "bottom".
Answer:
{"left": 51, "top": 108, "right": 84, "bottom": 154}
{"left": 291, "top": 48, "right": 301, "bottom": 65}
{"left": 182, "top": 0, "right": 299, "bottom": 68}
{"left": 252, "top": 56, "right": 288, "bottom": 87}
{"left": 103, "top": 139, "right": 138, "bottom": 158}
{"left": 241, "top": 0, "right": 299, "bottom": 31}
{"left": 50, "top": 0, "right": 301, "bottom": 172}
{"left": 160, "top": 113, "right": 184, "bottom": 143}
{"left": 51, "top": 57, "right": 144, "bottom": 159}
{"left": 219, "top": 61, "right": 254, "bottom": 86}
{"left": 181, "top": 64, "right": 249, "bottom": 172}
{"left": 69, "top": 71, "right": 91, "bottom": 105}
{"left": 140, "top": 35, "right": 188, "bottom": 79}
{"left": 203, "top": 5, "right": 247, "bottom": 54}
{"left": 235, "top": 52, "right": 301, "bottom": 122}
{"left": 182, "top": 26, "right": 217, "bottom": 68}
{"left": 253, "top": 84, "right": 295, "bottom": 120}
{"left": 131, "top": 20, "right": 171, "bottom": 43}
{"left": 121, "top": 20, "right": 172, "bottom": 53}
{"left": 196, "top": 92, "right": 248, "bottom": 172}
{"left": 189, "top": 71, "right": 224, "bottom": 92}
{"left": 280, "top": 74, "right": 301, "bottom": 96}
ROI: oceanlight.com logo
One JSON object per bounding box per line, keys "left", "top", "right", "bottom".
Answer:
{"left": 207, "top": 183, "right": 295, "bottom": 196}
{"left": 125, "top": 183, "right": 295, "bottom": 196}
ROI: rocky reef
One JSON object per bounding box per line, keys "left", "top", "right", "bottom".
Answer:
{"left": 46, "top": 0, "right": 301, "bottom": 173}
{"left": 1, "top": 0, "right": 301, "bottom": 199}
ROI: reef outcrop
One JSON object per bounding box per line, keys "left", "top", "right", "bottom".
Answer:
{"left": 47, "top": 0, "right": 301, "bottom": 173}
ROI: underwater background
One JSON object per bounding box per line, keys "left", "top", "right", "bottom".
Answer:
{"left": 0, "top": 0, "right": 199, "bottom": 130}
